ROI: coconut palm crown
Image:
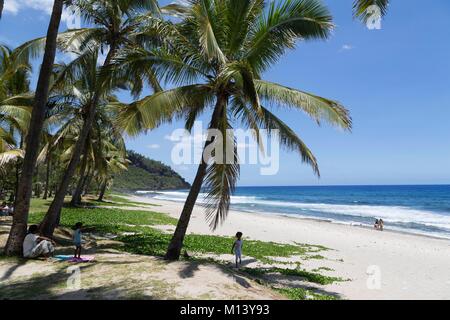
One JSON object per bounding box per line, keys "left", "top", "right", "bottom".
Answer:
{"left": 114, "top": 0, "right": 352, "bottom": 260}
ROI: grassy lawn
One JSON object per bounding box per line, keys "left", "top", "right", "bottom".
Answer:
{"left": 19, "top": 197, "right": 344, "bottom": 300}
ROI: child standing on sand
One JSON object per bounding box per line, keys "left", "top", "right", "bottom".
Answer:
{"left": 73, "top": 222, "right": 83, "bottom": 259}
{"left": 231, "top": 232, "right": 243, "bottom": 268}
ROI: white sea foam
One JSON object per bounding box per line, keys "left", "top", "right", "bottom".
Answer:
{"left": 141, "top": 190, "right": 450, "bottom": 234}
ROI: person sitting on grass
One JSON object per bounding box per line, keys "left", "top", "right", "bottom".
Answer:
{"left": 23, "top": 225, "right": 56, "bottom": 259}
{"left": 231, "top": 232, "right": 243, "bottom": 269}
{"left": 73, "top": 222, "right": 84, "bottom": 259}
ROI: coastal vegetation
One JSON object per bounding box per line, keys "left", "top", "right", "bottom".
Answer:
{"left": 1, "top": 0, "right": 389, "bottom": 258}
{"left": 113, "top": 150, "right": 190, "bottom": 192}
{"left": 1, "top": 195, "right": 344, "bottom": 300}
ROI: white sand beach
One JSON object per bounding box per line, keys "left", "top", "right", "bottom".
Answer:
{"left": 127, "top": 194, "right": 450, "bottom": 300}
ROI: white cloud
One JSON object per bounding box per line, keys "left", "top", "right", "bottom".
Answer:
{"left": 340, "top": 44, "right": 354, "bottom": 52}
{"left": 4, "top": 0, "right": 53, "bottom": 15}
{"left": 165, "top": 133, "right": 206, "bottom": 145}
{"left": 4, "top": 1, "right": 77, "bottom": 27}
{"left": 4, "top": 1, "right": 20, "bottom": 15}
{"left": 147, "top": 144, "right": 160, "bottom": 149}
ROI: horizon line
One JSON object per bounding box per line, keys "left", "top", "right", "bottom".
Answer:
{"left": 234, "top": 183, "right": 450, "bottom": 188}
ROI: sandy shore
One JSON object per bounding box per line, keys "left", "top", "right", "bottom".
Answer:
{"left": 127, "top": 194, "right": 450, "bottom": 300}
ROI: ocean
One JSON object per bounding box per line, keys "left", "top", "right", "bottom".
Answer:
{"left": 136, "top": 185, "right": 450, "bottom": 239}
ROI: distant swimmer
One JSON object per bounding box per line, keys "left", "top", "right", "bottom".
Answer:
{"left": 374, "top": 219, "right": 384, "bottom": 231}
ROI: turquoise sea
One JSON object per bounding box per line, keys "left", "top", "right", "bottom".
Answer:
{"left": 137, "top": 185, "right": 450, "bottom": 239}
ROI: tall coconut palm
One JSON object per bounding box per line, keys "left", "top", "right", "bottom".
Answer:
{"left": 353, "top": 0, "right": 389, "bottom": 23}
{"left": 114, "top": 0, "right": 352, "bottom": 260}
{"left": 92, "top": 117, "right": 128, "bottom": 202}
{"left": 0, "top": 45, "right": 33, "bottom": 168}
{"left": 69, "top": 100, "right": 127, "bottom": 206}
{"left": 37, "top": 0, "right": 160, "bottom": 237}
{"left": 4, "top": 0, "right": 65, "bottom": 255}
{"left": 0, "top": 45, "right": 33, "bottom": 203}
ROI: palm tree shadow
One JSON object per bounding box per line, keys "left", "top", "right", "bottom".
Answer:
{"left": 240, "top": 258, "right": 258, "bottom": 267}
{"left": 0, "top": 264, "right": 94, "bottom": 299}
{"left": 232, "top": 274, "right": 252, "bottom": 288}
{"left": 258, "top": 273, "right": 343, "bottom": 299}
{"left": 0, "top": 258, "right": 27, "bottom": 281}
{"left": 178, "top": 261, "right": 200, "bottom": 278}
{"left": 0, "top": 263, "right": 157, "bottom": 300}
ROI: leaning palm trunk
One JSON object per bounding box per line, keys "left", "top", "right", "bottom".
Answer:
{"left": 43, "top": 152, "right": 51, "bottom": 199}
{"left": 82, "top": 170, "right": 93, "bottom": 196}
{"left": 165, "top": 95, "right": 225, "bottom": 260}
{"left": 97, "top": 179, "right": 108, "bottom": 202}
{"left": 14, "top": 158, "right": 20, "bottom": 202}
{"left": 165, "top": 161, "right": 208, "bottom": 260}
{"left": 13, "top": 137, "right": 24, "bottom": 203}
{"left": 70, "top": 147, "right": 88, "bottom": 206}
{"left": 39, "top": 49, "right": 116, "bottom": 237}
{"left": 4, "top": 0, "right": 64, "bottom": 255}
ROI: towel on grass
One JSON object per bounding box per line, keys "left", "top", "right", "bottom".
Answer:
{"left": 54, "top": 255, "right": 95, "bottom": 262}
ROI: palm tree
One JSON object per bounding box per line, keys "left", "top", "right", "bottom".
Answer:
{"left": 0, "top": 45, "right": 33, "bottom": 169}
{"left": 4, "top": 0, "right": 65, "bottom": 255}
{"left": 114, "top": 0, "right": 352, "bottom": 260}
{"left": 0, "top": 45, "right": 33, "bottom": 204}
{"left": 0, "top": 1, "right": 4, "bottom": 19}
{"left": 92, "top": 118, "right": 128, "bottom": 202}
{"left": 37, "top": 0, "right": 161, "bottom": 237}
{"left": 69, "top": 101, "right": 128, "bottom": 206}
{"left": 353, "top": 0, "right": 389, "bottom": 23}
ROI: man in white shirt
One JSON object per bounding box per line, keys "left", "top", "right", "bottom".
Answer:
{"left": 23, "top": 225, "right": 56, "bottom": 259}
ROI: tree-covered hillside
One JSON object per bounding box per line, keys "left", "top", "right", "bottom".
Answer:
{"left": 113, "top": 151, "right": 190, "bottom": 191}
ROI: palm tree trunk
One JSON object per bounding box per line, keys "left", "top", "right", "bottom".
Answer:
{"left": 81, "top": 168, "right": 94, "bottom": 196}
{"left": 0, "top": 1, "right": 4, "bottom": 19}
{"left": 14, "top": 158, "right": 20, "bottom": 203}
{"left": 165, "top": 94, "right": 227, "bottom": 261}
{"left": 97, "top": 179, "right": 108, "bottom": 202}
{"left": 4, "top": 0, "right": 64, "bottom": 255}
{"left": 70, "top": 148, "right": 88, "bottom": 206}
{"left": 164, "top": 161, "right": 208, "bottom": 260}
{"left": 13, "top": 137, "right": 24, "bottom": 204}
{"left": 39, "top": 48, "right": 116, "bottom": 237}
{"left": 43, "top": 151, "right": 51, "bottom": 199}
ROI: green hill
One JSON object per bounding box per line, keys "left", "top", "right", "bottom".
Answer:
{"left": 113, "top": 150, "right": 190, "bottom": 191}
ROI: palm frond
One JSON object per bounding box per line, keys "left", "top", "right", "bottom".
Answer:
{"left": 203, "top": 109, "right": 240, "bottom": 230}
{"left": 115, "top": 84, "right": 213, "bottom": 136}
{"left": 245, "top": 0, "right": 334, "bottom": 73}
{"left": 255, "top": 80, "right": 352, "bottom": 130}
{"left": 259, "top": 105, "right": 319, "bottom": 176}
{"left": 0, "top": 149, "right": 24, "bottom": 167}
{"left": 192, "top": 0, "right": 227, "bottom": 63}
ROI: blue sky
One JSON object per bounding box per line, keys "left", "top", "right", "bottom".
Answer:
{"left": 1, "top": 0, "right": 450, "bottom": 186}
